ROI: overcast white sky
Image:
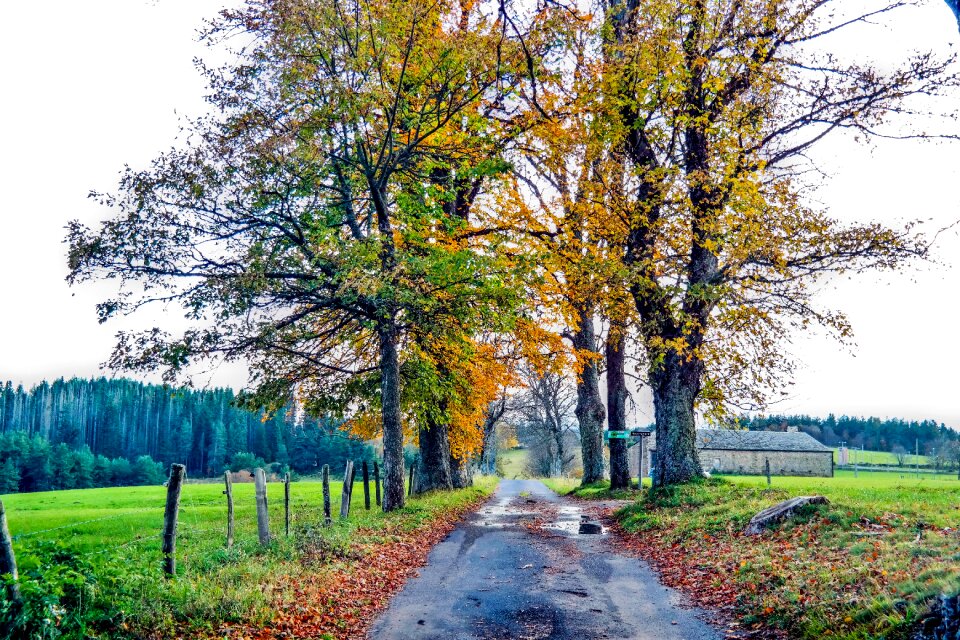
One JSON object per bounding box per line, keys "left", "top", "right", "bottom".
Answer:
{"left": 1, "top": 0, "right": 959, "bottom": 427}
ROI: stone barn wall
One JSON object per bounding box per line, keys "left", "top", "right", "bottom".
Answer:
{"left": 700, "top": 450, "right": 833, "bottom": 477}
{"left": 631, "top": 448, "right": 834, "bottom": 478}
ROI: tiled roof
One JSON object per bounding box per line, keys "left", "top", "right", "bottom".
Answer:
{"left": 648, "top": 428, "right": 832, "bottom": 453}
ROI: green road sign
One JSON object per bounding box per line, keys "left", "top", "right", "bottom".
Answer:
{"left": 605, "top": 431, "right": 630, "bottom": 439}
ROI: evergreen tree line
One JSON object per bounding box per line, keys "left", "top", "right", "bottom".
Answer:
{"left": 0, "top": 377, "right": 374, "bottom": 493}
{"left": 0, "top": 433, "right": 165, "bottom": 493}
{"left": 738, "top": 414, "right": 959, "bottom": 455}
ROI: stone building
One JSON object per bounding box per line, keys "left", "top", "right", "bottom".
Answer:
{"left": 635, "top": 428, "right": 834, "bottom": 478}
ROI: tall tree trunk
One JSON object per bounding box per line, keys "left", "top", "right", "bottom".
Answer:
{"left": 449, "top": 452, "right": 472, "bottom": 488}
{"left": 606, "top": 324, "right": 631, "bottom": 489}
{"left": 477, "top": 399, "right": 504, "bottom": 475}
{"left": 416, "top": 411, "right": 453, "bottom": 493}
{"left": 379, "top": 325, "right": 405, "bottom": 511}
{"left": 650, "top": 350, "right": 703, "bottom": 485}
{"left": 552, "top": 427, "right": 565, "bottom": 477}
{"left": 573, "top": 307, "right": 606, "bottom": 484}
{"left": 478, "top": 419, "right": 497, "bottom": 476}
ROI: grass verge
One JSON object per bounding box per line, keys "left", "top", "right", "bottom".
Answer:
{"left": 2, "top": 477, "right": 497, "bottom": 639}
{"left": 564, "top": 473, "right": 960, "bottom": 639}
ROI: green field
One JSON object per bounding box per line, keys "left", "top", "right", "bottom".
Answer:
{"left": 734, "top": 467, "right": 959, "bottom": 488}
{"left": 497, "top": 448, "right": 529, "bottom": 478}
{"left": 832, "top": 448, "right": 932, "bottom": 466}
{"left": 2, "top": 477, "right": 496, "bottom": 639}
{"left": 7, "top": 479, "right": 347, "bottom": 553}
{"left": 557, "top": 470, "right": 960, "bottom": 639}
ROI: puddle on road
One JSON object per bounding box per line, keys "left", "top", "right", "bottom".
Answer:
{"left": 474, "top": 494, "right": 531, "bottom": 528}
{"left": 540, "top": 504, "right": 608, "bottom": 536}
{"left": 476, "top": 496, "right": 608, "bottom": 536}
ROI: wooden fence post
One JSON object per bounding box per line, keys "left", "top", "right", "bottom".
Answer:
{"left": 162, "top": 464, "right": 186, "bottom": 577}
{"left": 765, "top": 459, "right": 771, "bottom": 488}
{"left": 322, "top": 464, "right": 332, "bottom": 525}
{"left": 284, "top": 472, "right": 291, "bottom": 537}
{"left": 363, "top": 461, "right": 371, "bottom": 510}
{"left": 374, "top": 461, "right": 381, "bottom": 507}
{"left": 254, "top": 468, "right": 270, "bottom": 545}
{"left": 223, "top": 471, "right": 234, "bottom": 549}
{"left": 408, "top": 462, "right": 416, "bottom": 497}
{"left": 339, "top": 461, "right": 354, "bottom": 519}
{"left": 0, "top": 499, "right": 20, "bottom": 603}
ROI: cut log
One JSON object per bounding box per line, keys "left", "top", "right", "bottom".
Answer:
{"left": 744, "top": 495, "right": 829, "bottom": 535}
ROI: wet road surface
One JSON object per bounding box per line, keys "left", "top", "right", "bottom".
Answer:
{"left": 369, "top": 479, "right": 722, "bottom": 640}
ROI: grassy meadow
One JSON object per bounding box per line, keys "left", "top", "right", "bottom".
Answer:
{"left": 832, "top": 449, "right": 932, "bottom": 467}
{"left": 7, "top": 479, "right": 349, "bottom": 553}
{"left": 2, "top": 476, "right": 497, "bottom": 639}
{"left": 497, "top": 448, "right": 529, "bottom": 478}
{"left": 553, "top": 471, "right": 960, "bottom": 639}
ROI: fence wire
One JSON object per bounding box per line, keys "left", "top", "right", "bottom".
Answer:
{"left": 5, "top": 471, "right": 362, "bottom": 573}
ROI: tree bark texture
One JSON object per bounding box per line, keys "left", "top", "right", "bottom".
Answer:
{"left": 552, "top": 428, "right": 565, "bottom": 478}
{"left": 650, "top": 351, "right": 703, "bottom": 485}
{"left": 162, "top": 463, "right": 185, "bottom": 575}
{"left": 379, "top": 326, "right": 405, "bottom": 511}
{"left": 322, "top": 464, "right": 332, "bottom": 524}
{"left": 449, "top": 452, "right": 472, "bottom": 488}
{"left": 606, "top": 326, "right": 631, "bottom": 489}
{"left": 416, "top": 412, "right": 453, "bottom": 493}
{"left": 478, "top": 398, "right": 505, "bottom": 475}
{"left": 0, "top": 499, "right": 20, "bottom": 603}
{"left": 573, "top": 307, "right": 606, "bottom": 484}
{"left": 254, "top": 467, "right": 270, "bottom": 544}
{"left": 223, "top": 471, "right": 234, "bottom": 548}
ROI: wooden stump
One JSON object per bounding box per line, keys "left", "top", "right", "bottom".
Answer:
{"left": 284, "top": 472, "right": 291, "bottom": 537}
{"left": 0, "top": 498, "right": 20, "bottom": 603}
{"left": 363, "top": 461, "right": 371, "bottom": 510}
{"left": 254, "top": 468, "right": 270, "bottom": 545}
{"left": 162, "top": 464, "right": 186, "bottom": 577}
{"left": 223, "top": 471, "right": 234, "bottom": 549}
{"left": 340, "top": 461, "right": 354, "bottom": 519}
{"left": 322, "top": 464, "right": 332, "bottom": 526}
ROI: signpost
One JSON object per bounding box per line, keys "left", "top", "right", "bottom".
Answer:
{"left": 605, "top": 429, "right": 653, "bottom": 488}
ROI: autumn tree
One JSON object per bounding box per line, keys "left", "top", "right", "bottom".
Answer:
{"left": 601, "top": 0, "right": 957, "bottom": 484}
{"left": 406, "top": 335, "right": 517, "bottom": 491}
{"left": 503, "top": 22, "right": 619, "bottom": 484}
{"left": 513, "top": 364, "right": 577, "bottom": 477}
{"left": 476, "top": 394, "right": 509, "bottom": 474}
{"left": 67, "top": 0, "right": 527, "bottom": 510}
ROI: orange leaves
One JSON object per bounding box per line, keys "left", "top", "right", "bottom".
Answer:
{"left": 447, "top": 341, "right": 511, "bottom": 460}
{"left": 212, "top": 493, "right": 488, "bottom": 640}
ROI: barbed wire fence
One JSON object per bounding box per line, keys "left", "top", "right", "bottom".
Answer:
{"left": 0, "top": 458, "right": 379, "bottom": 602}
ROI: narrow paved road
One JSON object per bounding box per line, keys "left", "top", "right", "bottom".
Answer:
{"left": 370, "top": 479, "right": 722, "bottom": 640}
